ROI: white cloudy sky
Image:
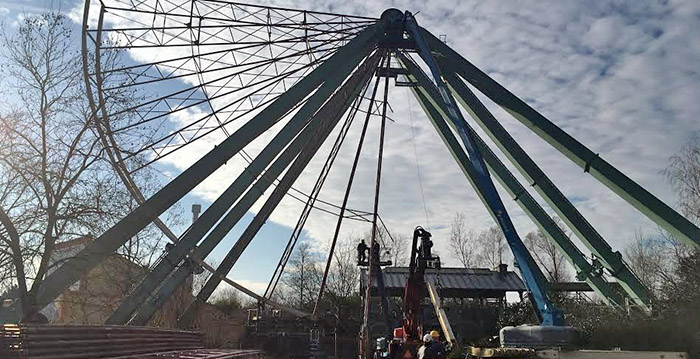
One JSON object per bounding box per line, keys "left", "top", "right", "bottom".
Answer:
{"left": 2, "top": 0, "right": 699, "bottom": 296}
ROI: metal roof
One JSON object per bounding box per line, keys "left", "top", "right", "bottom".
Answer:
{"left": 360, "top": 267, "right": 526, "bottom": 298}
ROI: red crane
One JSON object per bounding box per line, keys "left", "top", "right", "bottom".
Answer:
{"left": 379, "top": 227, "right": 439, "bottom": 359}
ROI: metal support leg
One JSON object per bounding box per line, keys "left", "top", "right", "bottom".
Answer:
{"left": 176, "top": 52, "right": 382, "bottom": 328}
{"left": 398, "top": 53, "right": 625, "bottom": 308}
{"left": 105, "top": 31, "right": 379, "bottom": 326}
{"left": 126, "top": 96, "right": 342, "bottom": 324}
{"left": 124, "top": 52, "right": 382, "bottom": 326}
{"left": 403, "top": 14, "right": 562, "bottom": 325}
{"left": 438, "top": 68, "right": 650, "bottom": 310}
{"left": 420, "top": 28, "right": 700, "bottom": 249}
{"left": 19, "top": 22, "right": 386, "bottom": 320}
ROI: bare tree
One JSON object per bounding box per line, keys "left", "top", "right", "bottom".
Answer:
{"left": 210, "top": 287, "right": 244, "bottom": 315}
{"left": 613, "top": 136, "right": 700, "bottom": 299}
{"left": 366, "top": 226, "right": 408, "bottom": 267}
{"left": 477, "top": 226, "right": 509, "bottom": 269}
{"left": 449, "top": 212, "right": 479, "bottom": 267}
{"left": 624, "top": 229, "right": 691, "bottom": 296}
{"left": 624, "top": 232, "right": 669, "bottom": 295}
{"left": 620, "top": 136, "right": 700, "bottom": 297}
{"left": 665, "top": 135, "right": 700, "bottom": 223}
{"left": 281, "top": 241, "right": 322, "bottom": 310}
{"left": 524, "top": 217, "right": 571, "bottom": 283}
{"left": 0, "top": 12, "right": 168, "bottom": 319}
{"left": 325, "top": 237, "right": 360, "bottom": 300}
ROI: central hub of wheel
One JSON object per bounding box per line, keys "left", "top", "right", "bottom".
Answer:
{"left": 380, "top": 8, "right": 405, "bottom": 30}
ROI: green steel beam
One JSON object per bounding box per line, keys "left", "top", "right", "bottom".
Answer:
{"left": 104, "top": 27, "right": 379, "bottom": 326}
{"left": 397, "top": 53, "right": 625, "bottom": 308}
{"left": 421, "top": 28, "right": 700, "bottom": 250}
{"left": 393, "top": 53, "right": 561, "bottom": 325}
{"left": 176, "top": 51, "right": 382, "bottom": 328}
{"left": 440, "top": 68, "right": 651, "bottom": 309}
{"left": 17, "top": 22, "right": 386, "bottom": 320}
{"left": 436, "top": 68, "right": 649, "bottom": 309}
{"left": 404, "top": 14, "right": 564, "bottom": 325}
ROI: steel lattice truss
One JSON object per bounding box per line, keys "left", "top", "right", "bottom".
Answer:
{"left": 2, "top": 0, "right": 698, "bottom": 335}
{"left": 86, "top": 0, "right": 375, "bottom": 172}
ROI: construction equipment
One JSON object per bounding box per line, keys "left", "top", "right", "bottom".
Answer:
{"left": 370, "top": 227, "right": 445, "bottom": 359}
{"left": 426, "top": 280, "right": 455, "bottom": 348}
{"left": 380, "top": 226, "right": 568, "bottom": 358}
{"left": 403, "top": 227, "right": 441, "bottom": 344}
{"left": 370, "top": 227, "right": 688, "bottom": 359}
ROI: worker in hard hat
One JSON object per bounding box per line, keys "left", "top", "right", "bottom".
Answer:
{"left": 417, "top": 334, "right": 433, "bottom": 359}
{"left": 427, "top": 330, "right": 446, "bottom": 359}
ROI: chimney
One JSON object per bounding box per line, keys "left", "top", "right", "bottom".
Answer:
{"left": 498, "top": 263, "right": 508, "bottom": 274}
{"left": 191, "top": 204, "right": 202, "bottom": 224}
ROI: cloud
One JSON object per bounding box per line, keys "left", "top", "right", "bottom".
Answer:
{"left": 76, "top": 0, "right": 700, "bottom": 275}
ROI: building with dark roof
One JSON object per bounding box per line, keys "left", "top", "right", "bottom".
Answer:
{"left": 360, "top": 266, "right": 526, "bottom": 298}
{"left": 360, "top": 265, "right": 527, "bottom": 344}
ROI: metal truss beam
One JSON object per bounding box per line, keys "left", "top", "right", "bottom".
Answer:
{"left": 105, "top": 27, "right": 380, "bottom": 326}
{"left": 439, "top": 69, "right": 651, "bottom": 310}
{"left": 420, "top": 28, "right": 700, "bottom": 250}
{"left": 400, "top": 14, "right": 562, "bottom": 325}
{"left": 397, "top": 52, "right": 625, "bottom": 309}
{"left": 19, "top": 22, "right": 386, "bottom": 320}
{"left": 176, "top": 51, "right": 382, "bottom": 328}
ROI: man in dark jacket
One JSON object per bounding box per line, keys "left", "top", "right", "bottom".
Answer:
{"left": 427, "top": 331, "right": 445, "bottom": 359}
{"left": 357, "top": 240, "right": 368, "bottom": 264}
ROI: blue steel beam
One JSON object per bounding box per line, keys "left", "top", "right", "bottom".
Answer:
{"left": 176, "top": 51, "right": 383, "bottom": 328}
{"left": 105, "top": 27, "right": 380, "bottom": 326}
{"left": 403, "top": 13, "right": 563, "bottom": 326}
{"left": 397, "top": 52, "right": 626, "bottom": 309}
{"left": 438, "top": 68, "right": 651, "bottom": 310}
{"left": 13, "top": 21, "right": 386, "bottom": 320}
{"left": 420, "top": 29, "right": 700, "bottom": 250}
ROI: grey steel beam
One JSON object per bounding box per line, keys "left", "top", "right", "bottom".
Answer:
{"left": 128, "top": 263, "right": 194, "bottom": 325}
{"left": 114, "top": 77, "right": 348, "bottom": 324}
{"left": 22, "top": 22, "right": 386, "bottom": 319}
{"left": 420, "top": 28, "right": 700, "bottom": 249}
{"left": 176, "top": 51, "right": 382, "bottom": 328}
{"left": 105, "top": 28, "right": 379, "bottom": 326}
{"left": 78, "top": 4, "right": 281, "bottom": 325}
{"left": 398, "top": 53, "right": 625, "bottom": 308}
{"left": 125, "top": 59, "right": 375, "bottom": 325}
{"left": 438, "top": 68, "right": 650, "bottom": 310}
{"left": 84, "top": 3, "right": 309, "bottom": 323}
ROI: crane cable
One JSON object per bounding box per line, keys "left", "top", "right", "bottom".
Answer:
{"left": 406, "top": 86, "right": 432, "bottom": 231}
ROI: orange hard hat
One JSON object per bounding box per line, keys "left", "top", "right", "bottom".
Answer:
{"left": 430, "top": 330, "right": 439, "bottom": 339}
